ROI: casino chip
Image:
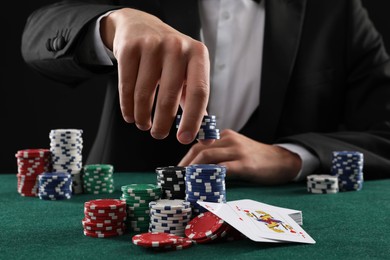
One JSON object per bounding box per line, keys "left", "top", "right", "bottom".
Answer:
{"left": 149, "top": 199, "right": 192, "bottom": 237}
{"left": 49, "top": 129, "right": 84, "bottom": 194}
{"left": 185, "top": 164, "right": 227, "bottom": 216}
{"left": 38, "top": 172, "right": 72, "bottom": 200}
{"left": 306, "top": 174, "right": 339, "bottom": 194}
{"left": 156, "top": 166, "right": 186, "bottom": 199}
{"left": 132, "top": 232, "right": 193, "bottom": 251}
{"left": 82, "top": 199, "right": 126, "bottom": 238}
{"left": 83, "top": 164, "right": 115, "bottom": 194}
{"left": 176, "top": 114, "right": 220, "bottom": 140}
{"left": 15, "top": 149, "right": 52, "bottom": 197}
{"left": 120, "top": 184, "right": 162, "bottom": 232}
{"left": 185, "top": 211, "right": 243, "bottom": 244}
{"left": 331, "top": 151, "right": 364, "bottom": 191}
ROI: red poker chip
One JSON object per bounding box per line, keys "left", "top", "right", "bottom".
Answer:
{"left": 15, "top": 149, "right": 51, "bottom": 158}
{"left": 84, "top": 199, "right": 126, "bottom": 210}
{"left": 84, "top": 206, "right": 126, "bottom": 215}
{"left": 83, "top": 230, "right": 124, "bottom": 238}
{"left": 82, "top": 222, "right": 125, "bottom": 232}
{"left": 84, "top": 214, "right": 127, "bottom": 222}
{"left": 84, "top": 211, "right": 127, "bottom": 220}
{"left": 16, "top": 173, "right": 39, "bottom": 180}
{"left": 19, "top": 192, "right": 37, "bottom": 197}
{"left": 157, "top": 237, "right": 193, "bottom": 251}
{"left": 185, "top": 211, "right": 226, "bottom": 240}
{"left": 132, "top": 232, "right": 183, "bottom": 248}
{"left": 83, "top": 224, "right": 125, "bottom": 232}
{"left": 192, "top": 223, "right": 231, "bottom": 244}
{"left": 82, "top": 217, "right": 123, "bottom": 226}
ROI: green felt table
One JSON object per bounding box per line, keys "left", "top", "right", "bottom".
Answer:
{"left": 0, "top": 172, "right": 389, "bottom": 260}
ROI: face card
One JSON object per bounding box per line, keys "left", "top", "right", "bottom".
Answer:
{"left": 196, "top": 200, "right": 277, "bottom": 242}
{"left": 228, "top": 200, "right": 315, "bottom": 244}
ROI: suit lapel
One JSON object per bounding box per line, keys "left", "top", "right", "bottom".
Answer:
{"left": 257, "top": 0, "right": 307, "bottom": 142}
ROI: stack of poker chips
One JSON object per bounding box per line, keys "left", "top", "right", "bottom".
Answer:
{"left": 132, "top": 232, "right": 193, "bottom": 251}
{"left": 185, "top": 164, "right": 227, "bottom": 216}
{"left": 38, "top": 172, "right": 72, "bottom": 200}
{"left": 49, "top": 129, "right": 83, "bottom": 194}
{"left": 15, "top": 149, "right": 52, "bottom": 197}
{"left": 185, "top": 211, "right": 244, "bottom": 244}
{"left": 148, "top": 199, "right": 192, "bottom": 237}
{"left": 82, "top": 199, "right": 126, "bottom": 238}
{"left": 120, "top": 184, "right": 161, "bottom": 232}
{"left": 176, "top": 114, "right": 220, "bottom": 140}
{"left": 306, "top": 174, "right": 339, "bottom": 194}
{"left": 82, "top": 164, "right": 115, "bottom": 194}
{"left": 156, "top": 166, "right": 186, "bottom": 199}
{"left": 331, "top": 151, "right": 364, "bottom": 191}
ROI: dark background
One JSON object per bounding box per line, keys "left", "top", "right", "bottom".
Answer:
{"left": 2, "top": 1, "right": 390, "bottom": 173}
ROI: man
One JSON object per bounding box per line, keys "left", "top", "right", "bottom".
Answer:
{"left": 21, "top": 0, "right": 390, "bottom": 184}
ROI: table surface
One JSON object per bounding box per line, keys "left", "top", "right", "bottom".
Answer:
{"left": 0, "top": 172, "right": 389, "bottom": 260}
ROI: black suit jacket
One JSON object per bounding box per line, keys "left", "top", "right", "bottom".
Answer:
{"left": 21, "top": 0, "right": 390, "bottom": 180}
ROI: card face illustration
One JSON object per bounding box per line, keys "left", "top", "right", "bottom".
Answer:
{"left": 197, "top": 199, "right": 315, "bottom": 244}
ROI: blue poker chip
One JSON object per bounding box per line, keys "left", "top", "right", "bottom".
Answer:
{"left": 186, "top": 164, "right": 226, "bottom": 173}
{"left": 185, "top": 194, "right": 225, "bottom": 202}
{"left": 39, "top": 172, "right": 71, "bottom": 178}
{"left": 39, "top": 190, "right": 73, "bottom": 196}
{"left": 196, "top": 136, "right": 221, "bottom": 140}
{"left": 185, "top": 180, "right": 226, "bottom": 186}
{"left": 185, "top": 174, "right": 226, "bottom": 181}
{"left": 185, "top": 184, "right": 226, "bottom": 190}
{"left": 185, "top": 174, "right": 225, "bottom": 181}
{"left": 185, "top": 190, "right": 226, "bottom": 197}
{"left": 199, "top": 125, "right": 218, "bottom": 131}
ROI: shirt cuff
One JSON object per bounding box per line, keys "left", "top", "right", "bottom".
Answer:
{"left": 275, "top": 143, "right": 320, "bottom": 182}
{"left": 78, "top": 11, "right": 116, "bottom": 65}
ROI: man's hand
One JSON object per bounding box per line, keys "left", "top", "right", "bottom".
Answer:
{"left": 178, "top": 129, "right": 302, "bottom": 185}
{"left": 100, "top": 8, "right": 210, "bottom": 144}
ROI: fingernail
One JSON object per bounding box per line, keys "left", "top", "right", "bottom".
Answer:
{"left": 179, "top": 131, "right": 193, "bottom": 144}
{"left": 136, "top": 124, "right": 150, "bottom": 131}
{"left": 151, "top": 132, "right": 168, "bottom": 140}
{"left": 124, "top": 116, "right": 134, "bottom": 123}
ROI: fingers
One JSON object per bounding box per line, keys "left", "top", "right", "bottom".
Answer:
{"left": 112, "top": 9, "right": 210, "bottom": 142}
{"left": 177, "top": 42, "right": 210, "bottom": 144}
{"left": 133, "top": 39, "right": 162, "bottom": 131}
{"left": 151, "top": 38, "right": 187, "bottom": 139}
{"left": 178, "top": 142, "right": 234, "bottom": 166}
{"left": 117, "top": 45, "right": 140, "bottom": 123}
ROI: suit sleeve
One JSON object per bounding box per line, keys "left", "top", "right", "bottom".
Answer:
{"left": 279, "top": 0, "right": 390, "bottom": 180}
{"left": 21, "top": 0, "right": 123, "bottom": 85}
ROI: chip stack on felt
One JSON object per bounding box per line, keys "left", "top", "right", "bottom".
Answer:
{"left": 120, "top": 184, "right": 161, "bottom": 232}
{"left": 185, "top": 164, "right": 227, "bottom": 216}
{"left": 306, "top": 174, "right": 339, "bottom": 194}
{"left": 38, "top": 172, "right": 73, "bottom": 200}
{"left": 156, "top": 166, "right": 186, "bottom": 199}
{"left": 331, "top": 151, "right": 364, "bottom": 191}
{"left": 49, "top": 129, "right": 83, "bottom": 194}
{"left": 82, "top": 199, "right": 127, "bottom": 238}
{"left": 82, "top": 164, "right": 115, "bottom": 194}
{"left": 148, "top": 199, "right": 192, "bottom": 237}
{"left": 15, "top": 149, "right": 52, "bottom": 197}
{"left": 176, "top": 114, "right": 220, "bottom": 140}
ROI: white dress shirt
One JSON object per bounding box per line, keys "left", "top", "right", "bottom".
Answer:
{"left": 81, "top": 0, "right": 320, "bottom": 181}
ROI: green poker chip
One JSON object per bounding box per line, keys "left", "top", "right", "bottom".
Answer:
{"left": 121, "top": 184, "right": 161, "bottom": 194}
